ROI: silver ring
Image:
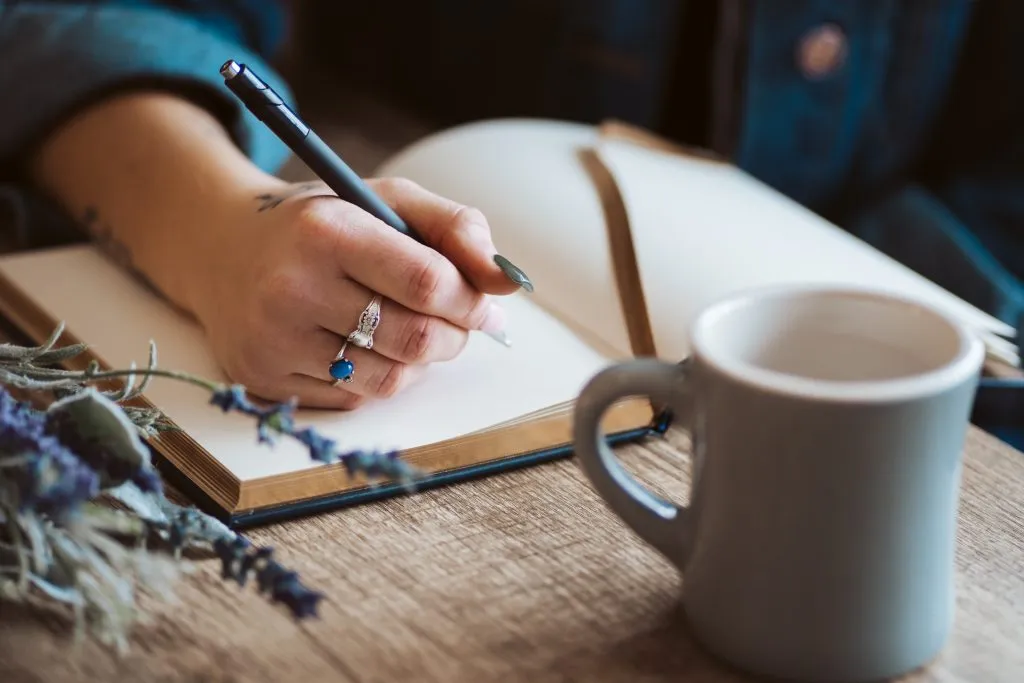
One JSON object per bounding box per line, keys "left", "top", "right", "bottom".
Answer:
{"left": 329, "top": 340, "right": 355, "bottom": 386}
{"left": 346, "top": 294, "right": 382, "bottom": 349}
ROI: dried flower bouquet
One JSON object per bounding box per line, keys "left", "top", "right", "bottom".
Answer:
{"left": 0, "top": 322, "right": 420, "bottom": 653}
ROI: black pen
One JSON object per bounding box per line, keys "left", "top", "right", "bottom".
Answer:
{"left": 220, "top": 59, "right": 421, "bottom": 241}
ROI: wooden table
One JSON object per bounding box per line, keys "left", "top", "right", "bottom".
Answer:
{"left": 1, "top": 424, "right": 1022, "bottom": 683}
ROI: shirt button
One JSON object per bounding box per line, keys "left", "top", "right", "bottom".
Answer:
{"left": 796, "top": 23, "right": 847, "bottom": 79}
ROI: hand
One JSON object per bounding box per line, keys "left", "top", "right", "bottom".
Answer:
{"left": 24, "top": 91, "right": 520, "bottom": 408}
{"left": 187, "top": 178, "right": 521, "bottom": 409}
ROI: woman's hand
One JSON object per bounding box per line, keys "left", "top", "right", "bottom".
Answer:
{"left": 186, "top": 178, "right": 520, "bottom": 409}
{"left": 27, "top": 92, "right": 523, "bottom": 410}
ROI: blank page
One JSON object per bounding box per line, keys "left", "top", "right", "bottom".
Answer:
{"left": 0, "top": 245, "right": 613, "bottom": 481}
{"left": 596, "top": 139, "right": 1016, "bottom": 362}
{"left": 376, "top": 119, "right": 635, "bottom": 359}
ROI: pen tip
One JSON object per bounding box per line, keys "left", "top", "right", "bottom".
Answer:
{"left": 484, "top": 329, "right": 513, "bottom": 347}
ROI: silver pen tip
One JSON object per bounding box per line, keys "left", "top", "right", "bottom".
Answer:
{"left": 484, "top": 329, "right": 512, "bottom": 347}
{"left": 220, "top": 60, "right": 241, "bottom": 79}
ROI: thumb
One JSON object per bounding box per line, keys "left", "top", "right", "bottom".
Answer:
{"left": 368, "top": 177, "right": 531, "bottom": 295}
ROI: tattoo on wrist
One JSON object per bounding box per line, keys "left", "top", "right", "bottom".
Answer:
{"left": 81, "top": 206, "right": 163, "bottom": 298}
{"left": 254, "top": 182, "right": 320, "bottom": 212}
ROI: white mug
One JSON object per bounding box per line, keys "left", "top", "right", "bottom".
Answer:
{"left": 572, "top": 285, "right": 985, "bottom": 682}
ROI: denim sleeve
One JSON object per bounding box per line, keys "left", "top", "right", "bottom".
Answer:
{"left": 0, "top": 1, "right": 295, "bottom": 249}
{"left": 0, "top": 1, "right": 294, "bottom": 176}
{"left": 844, "top": 185, "right": 1024, "bottom": 335}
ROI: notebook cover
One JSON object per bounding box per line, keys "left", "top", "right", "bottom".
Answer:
{"left": 163, "top": 421, "right": 668, "bottom": 529}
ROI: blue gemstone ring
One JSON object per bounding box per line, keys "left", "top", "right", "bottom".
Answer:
{"left": 329, "top": 341, "right": 355, "bottom": 386}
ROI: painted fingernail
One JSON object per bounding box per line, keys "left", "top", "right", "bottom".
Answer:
{"left": 494, "top": 254, "right": 534, "bottom": 293}
{"left": 480, "top": 303, "right": 512, "bottom": 347}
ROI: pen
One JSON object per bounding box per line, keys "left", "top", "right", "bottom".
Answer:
{"left": 219, "top": 59, "right": 529, "bottom": 346}
{"left": 220, "top": 59, "right": 418, "bottom": 240}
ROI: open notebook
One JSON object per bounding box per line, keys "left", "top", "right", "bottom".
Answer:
{"left": 0, "top": 118, "right": 1015, "bottom": 526}
{"left": 377, "top": 119, "right": 1017, "bottom": 365}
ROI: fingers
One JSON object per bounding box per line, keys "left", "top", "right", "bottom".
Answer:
{"left": 217, "top": 330, "right": 426, "bottom": 410}
{"left": 262, "top": 375, "right": 367, "bottom": 411}
{"left": 300, "top": 196, "right": 507, "bottom": 335}
{"left": 248, "top": 356, "right": 426, "bottom": 410}
{"left": 315, "top": 277, "right": 470, "bottom": 365}
{"left": 368, "top": 177, "right": 523, "bottom": 296}
{"left": 298, "top": 328, "right": 427, "bottom": 399}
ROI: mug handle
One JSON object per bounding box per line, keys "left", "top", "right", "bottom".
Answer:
{"left": 573, "top": 358, "right": 694, "bottom": 567}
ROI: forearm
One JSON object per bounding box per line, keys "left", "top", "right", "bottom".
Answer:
{"left": 27, "top": 91, "right": 288, "bottom": 313}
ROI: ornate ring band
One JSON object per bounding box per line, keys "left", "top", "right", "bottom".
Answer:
{"left": 329, "top": 340, "right": 355, "bottom": 386}
{"left": 346, "top": 294, "right": 382, "bottom": 350}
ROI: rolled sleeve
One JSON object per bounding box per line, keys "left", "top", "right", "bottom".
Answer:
{"left": 0, "top": 2, "right": 294, "bottom": 175}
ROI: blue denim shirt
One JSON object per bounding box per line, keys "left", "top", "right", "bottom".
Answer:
{"left": 0, "top": 0, "right": 293, "bottom": 246}
{"left": 502, "top": 0, "right": 1024, "bottom": 336}
{"left": 1, "top": 0, "right": 1022, "bottom": 337}
{"left": 736, "top": 1, "right": 1024, "bottom": 336}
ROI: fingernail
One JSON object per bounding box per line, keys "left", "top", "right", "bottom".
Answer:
{"left": 494, "top": 254, "right": 534, "bottom": 293}
{"left": 480, "top": 303, "right": 512, "bottom": 347}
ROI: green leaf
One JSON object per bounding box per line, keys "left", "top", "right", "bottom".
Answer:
{"left": 79, "top": 503, "right": 148, "bottom": 539}
{"left": 29, "top": 574, "right": 84, "bottom": 606}
{"left": 46, "top": 388, "right": 154, "bottom": 489}
{"left": 104, "top": 482, "right": 168, "bottom": 526}
{"left": 19, "top": 511, "right": 52, "bottom": 576}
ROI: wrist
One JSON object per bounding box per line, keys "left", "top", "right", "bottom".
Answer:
{"left": 173, "top": 175, "right": 293, "bottom": 319}
{"left": 27, "top": 91, "right": 289, "bottom": 315}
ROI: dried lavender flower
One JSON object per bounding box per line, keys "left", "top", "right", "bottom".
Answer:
{"left": 208, "top": 385, "right": 421, "bottom": 487}
{"left": 0, "top": 325, "right": 425, "bottom": 649}
{"left": 210, "top": 538, "right": 324, "bottom": 619}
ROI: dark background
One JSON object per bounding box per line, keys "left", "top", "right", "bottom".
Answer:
{"left": 280, "top": 1, "right": 697, "bottom": 136}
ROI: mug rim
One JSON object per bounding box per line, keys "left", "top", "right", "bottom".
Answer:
{"left": 689, "top": 284, "right": 986, "bottom": 403}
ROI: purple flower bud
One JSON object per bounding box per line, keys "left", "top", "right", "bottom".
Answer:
{"left": 211, "top": 535, "right": 322, "bottom": 619}
{"left": 213, "top": 536, "right": 252, "bottom": 583}
{"left": 209, "top": 385, "right": 249, "bottom": 413}
{"left": 256, "top": 401, "right": 296, "bottom": 444}
{"left": 0, "top": 388, "right": 100, "bottom": 515}
{"left": 256, "top": 558, "right": 324, "bottom": 619}
{"left": 291, "top": 427, "right": 337, "bottom": 463}
{"left": 207, "top": 385, "right": 420, "bottom": 484}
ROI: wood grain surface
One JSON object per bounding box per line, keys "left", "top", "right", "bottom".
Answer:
{"left": 2, "top": 425, "right": 1022, "bottom": 683}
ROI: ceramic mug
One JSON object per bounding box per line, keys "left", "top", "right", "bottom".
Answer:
{"left": 572, "top": 285, "right": 985, "bottom": 682}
